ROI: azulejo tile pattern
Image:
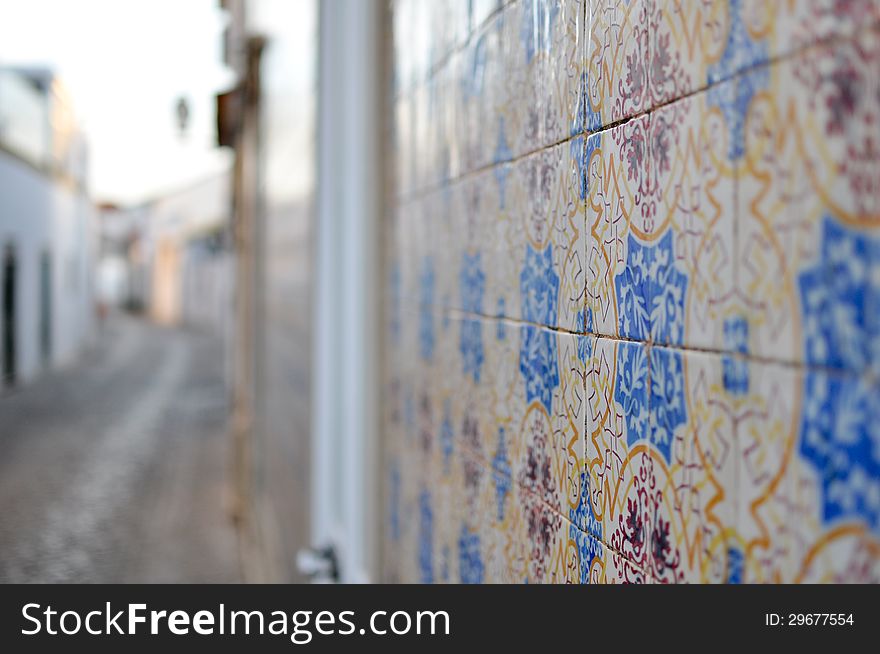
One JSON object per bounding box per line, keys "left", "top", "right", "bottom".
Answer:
{"left": 384, "top": 0, "right": 880, "bottom": 583}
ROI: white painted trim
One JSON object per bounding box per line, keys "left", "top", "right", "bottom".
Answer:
{"left": 312, "top": 0, "right": 383, "bottom": 584}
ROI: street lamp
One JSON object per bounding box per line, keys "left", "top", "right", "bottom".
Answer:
{"left": 175, "top": 96, "right": 190, "bottom": 138}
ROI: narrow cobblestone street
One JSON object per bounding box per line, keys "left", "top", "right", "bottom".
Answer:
{"left": 0, "top": 316, "right": 241, "bottom": 582}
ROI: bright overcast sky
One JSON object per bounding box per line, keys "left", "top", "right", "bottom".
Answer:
{"left": 0, "top": 0, "right": 235, "bottom": 205}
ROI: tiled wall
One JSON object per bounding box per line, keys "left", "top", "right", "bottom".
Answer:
{"left": 383, "top": 0, "right": 880, "bottom": 583}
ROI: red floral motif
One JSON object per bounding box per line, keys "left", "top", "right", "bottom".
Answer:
{"left": 608, "top": 455, "right": 650, "bottom": 581}
{"left": 462, "top": 408, "right": 483, "bottom": 508}
{"left": 794, "top": 28, "right": 879, "bottom": 219}
{"left": 647, "top": 4, "right": 688, "bottom": 105}
{"left": 610, "top": 99, "right": 686, "bottom": 234}
{"left": 608, "top": 453, "right": 685, "bottom": 583}
{"left": 518, "top": 407, "right": 562, "bottom": 582}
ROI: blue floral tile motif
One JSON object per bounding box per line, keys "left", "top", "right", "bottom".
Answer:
{"left": 722, "top": 316, "right": 749, "bottom": 395}
{"left": 705, "top": 0, "right": 769, "bottom": 161}
{"left": 707, "top": 69, "right": 768, "bottom": 161}
{"left": 419, "top": 257, "right": 435, "bottom": 361}
{"left": 461, "top": 251, "right": 485, "bottom": 315}
{"left": 419, "top": 490, "right": 434, "bottom": 583}
{"left": 521, "top": 243, "right": 560, "bottom": 326}
{"left": 706, "top": 0, "right": 768, "bottom": 83}
{"left": 460, "top": 252, "right": 486, "bottom": 382}
{"left": 614, "top": 341, "right": 650, "bottom": 446}
{"left": 492, "top": 428, "right": 512, "bottom": 521}
{"left": 799, "top": 215, "right": 880, "bottom": 373}
{"left": 494, "top": 116, "right": 513, "bottom": 164}
{"left": 569, "top": 523, "right": 603, "bottom": 584}
{"left": 568, "top": 472, "right": 602, "bottom": 583}
{"left": 615, "top": 231, "right": 688, "bottom": 344}
{"left": 577, "top": 332, "right": 590, "bottom": 366}
{"left": 648, "top": 231, "right": 688, "bottom": 346}
{"left": 614, "top": 234, "right": 652, "bottom": 341}
{"left": 573, "top": 73, "right": 602, "bottom": 137}
{"left": 461, "top": 320, "right": 485, "bottom": 383}
{"left": 458, "top": 524, "right": 485, "bottom": 584}
{"left": 440, "top": 399, "right": 454, "bottom": 472}
{"left": 519, "top": 243, "right": 561, "bottom": 411}
{"left": 520, "top": 325, "right": 560, "bottom": 415}
{"left": 494, "top": 118, "right": 513, "bottom": 207}
{"left": 800, "top": 372, "right": 880, "bottom": 535}
{"left": 570, "top": 470, "right": 601, "bottom": 540}
{"left": 520, "top": 0, "right": 559, "bottom": 65}
{"left": 726, "top": 547, "right": 744, "bottom": 584}
{"left": 572, "top": 74, "right": 585, "bottom": 137}
{"left": 496, "top": 297, "right": 507, "bottom": 340}
{"left": 649, "top": 347, "right": 687, "bottom": 464}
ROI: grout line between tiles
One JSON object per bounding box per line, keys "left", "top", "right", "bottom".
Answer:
{"left": 394, "top": 18, "right": 880, "bottom": 206}
{"left": 454, "top": 442, "right": 661, "bottom": 583}
{"left": 396, "top": 301, "right": 879, "bottom": 378}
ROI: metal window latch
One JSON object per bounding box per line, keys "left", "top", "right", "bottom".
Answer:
{"left": 296, "top": 545, "right": 340, "bottom": 583}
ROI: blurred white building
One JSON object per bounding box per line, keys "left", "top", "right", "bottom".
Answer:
{"left": 0, "top": 68, "right": 95, "bottom": 388}
{"left": 96, "top": 173, "right": 232, "bottom": 334}
{"left": 96, "top": 203, "right": 150, "bottom": 311}
{"left": 145, "top": 173, "right": 232, "bottom": 331}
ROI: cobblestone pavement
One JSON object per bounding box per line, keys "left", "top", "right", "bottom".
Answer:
{"left": 0, "top": 316, "right": 241, "bottom": 582}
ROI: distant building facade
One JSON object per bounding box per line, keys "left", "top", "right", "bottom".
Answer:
{"left": 0, "top": 68, "right": 95, "bottom": 388}
{"left": 96, "top": 174, "right": 232, "bottom": 334}
{"left": 144, "top": 174, "right": 232, "bottom": 331}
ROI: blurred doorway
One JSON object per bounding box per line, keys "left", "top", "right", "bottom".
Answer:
{"left": 39, "top": 250, "right": 52, "bottom": 367}
{"left": 2, "top": 244, "right": 16, "bottom": 386}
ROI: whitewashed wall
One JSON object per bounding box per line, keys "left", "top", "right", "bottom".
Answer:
{"left": 0, "top": 149, "right": 95, "bottom": 385}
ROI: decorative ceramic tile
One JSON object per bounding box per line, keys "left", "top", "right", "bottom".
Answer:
{"left": 587, "top": 93, "right": 736, "bottom": 348}
{"left": 584, "top": 338, "right": 652, "bottom": 570}
{"left": 458, "top": 9, "right": 507, "bottom": 175}
{"left": 649, "top": 347, "right": 737, "bottom": 583}
{"left": 586, "top": 114, "right": 651, "bottom": 340}
{"left": 649, "top": 0, "right": 724, "bottom": 103}
{"left": 393, "top": 311, "right": 594, "bottom": 582}
{"left": 587, "top": 0, "right": 650, "bottom": 127}
{"left": 738, "top": 0, "right": 880, "bottom": 68}
{"left": 517, "top": 137, "right": 586, "bottom": 331}
{"left": 604, "top": 548, "right": 649, "bottom": 583}
{"left": 466, "top": 135, "right": 585, "bottom": 332}
{"left": 737, "top": 30, "right": 880, "bottom": 371}
{"left": 513, "top": 328, "right": 587, "bottom": 525}
{"left": 385, "top": 1, "right": 880, "bottom": 583}
{"left": 650, "top": 88, "right": 737, "bottom": 349}
{"left": 502, "top": 0, "right": 585, "bottom": 155}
